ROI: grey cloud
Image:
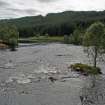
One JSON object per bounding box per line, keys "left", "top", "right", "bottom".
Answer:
{"left": 0, "top": 0, "right": 105, "bottom": 19}
{"left": 0, "top": 9, "right": 19, "bottom": 19}
{"left": 8, "top": 8, "right": 41, "bottom": 15}
{"left": 0, "top": 1, "right": 10, "bottom": 7}
{"left": 37, "top": 0, "right": 57, "bottom": 3}
{"left": 25, "top": 9, "right": 40, "bottom": 14}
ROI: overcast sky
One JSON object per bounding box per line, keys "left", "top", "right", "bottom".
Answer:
{"left": 0, "top": 0, "right": 105, "bottom": 19}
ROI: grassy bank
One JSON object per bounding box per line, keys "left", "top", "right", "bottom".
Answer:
{"left": 19, "top": 36, "right": 64, "bottom": 43}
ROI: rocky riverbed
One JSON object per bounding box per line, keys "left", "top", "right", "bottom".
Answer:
{"left": 0, "top": 43, "right": 105, "bottom": 105}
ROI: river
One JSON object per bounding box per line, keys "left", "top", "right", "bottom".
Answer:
{"left": 0, "top": 43, "right": 105, "bottom": 105}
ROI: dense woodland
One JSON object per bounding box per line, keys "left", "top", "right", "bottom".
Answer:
{"left": 0, "top": 11, "right": 105, "bottom": 38}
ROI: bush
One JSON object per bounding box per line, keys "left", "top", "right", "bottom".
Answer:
{"left": 64, "top": 35, "right": 70, "bottom": 44}
{"left": 9, "top": 38, "right": 18, "bottom": 51}
{"left": 0, "top": 25, "right": 19, "bottom": 51}
{"left": 69, "top": 29, "right": 84, "bottom": 45}
{"left": 70, "top": 63, "right": 102, "bottom": 75}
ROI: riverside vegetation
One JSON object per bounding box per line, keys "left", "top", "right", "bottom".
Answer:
{"left": 70, "top": 22, "right": 105, "bottom": 75}
{"left": 0, "top": 22, "right": 105, "bottom": 75}
{"left": 70, "top": 63, "right": 102, "bottom": 75}
{"left": 0, "top": 25, "right": 19, "bottom": 51}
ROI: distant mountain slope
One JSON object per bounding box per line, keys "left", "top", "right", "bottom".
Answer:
{"left": 0, "top": 11, "right": 105, "bottom": 37}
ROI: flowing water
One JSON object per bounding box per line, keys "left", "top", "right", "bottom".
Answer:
{"left": 0, "top": 43, "right": 105, "bottom": 105}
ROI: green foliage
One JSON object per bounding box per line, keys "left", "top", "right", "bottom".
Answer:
{"left": 83, "top": 22, "right": 105, "bottom": 67}
{"left": 45, "top": 33, "right": 49, "bottom": 37}
{"left": 19, "top": 36, "right": 64, "bottom": 43}
{"left": 0, "top": 25, "right": 10, "bottom": 43}
{"left": 1, "top": 11, "right": 105, "bottom": 37}
{"left": 69, "top": 29, "right": 84, "bottom": 45}
{"left": 0, "top": 25, "right": 19, "bottom": 51}
{"left": 64, "top": 35, "right": 70, "bottom": 44}
{"left": 71, "top": 63, "right": 102, "bottom": 75}
{"left": 83, "top": 22, "right": 105, "bottom": 47}
{"left": 9, "top": 38, "right": 18, "bottom": 51}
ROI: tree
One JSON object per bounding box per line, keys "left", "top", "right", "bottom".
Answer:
{"left": 0, "top": 25, "right": 19, "bottom": 51}
{"left": 83, "top": 22, "right": 105, "bottom": 67}
{"left": 0, "top": 25, "right": 9, "bottom": 43}
{"left": 69, "top": 28, "right": 84, "bottom": 45}
{"left": 9, "top": 37, "right": 18, "bottom": 51}
{"left": 64, "top": 35, "right": 70, "bottom": 44}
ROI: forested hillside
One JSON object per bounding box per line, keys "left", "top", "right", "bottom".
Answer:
{"left": 0, "top": 11, "right": 105, "bottom": 37}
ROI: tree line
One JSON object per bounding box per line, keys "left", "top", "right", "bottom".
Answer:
{"left": 1, "top": 11, "right": 105, "bottom": 37}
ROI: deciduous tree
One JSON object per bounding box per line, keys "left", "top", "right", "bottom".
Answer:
{"left": 83, "top": 22, "right": 105, "bottom": 67}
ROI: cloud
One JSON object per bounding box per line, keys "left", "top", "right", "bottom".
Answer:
{"left": 0, "top": 0, "right": 105, "bottom": 19}
{"left": 9, "top": 8, "right": 40, "bottom": 15}
{"left": 37, "top": 0, "right": 57, "bottom": 3}
{"left": 0, "top": 0, "right": 10, "bottom": 7}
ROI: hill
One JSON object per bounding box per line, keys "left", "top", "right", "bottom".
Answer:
{"left": 0, "top": 11, "right": 105, "bottom": 37}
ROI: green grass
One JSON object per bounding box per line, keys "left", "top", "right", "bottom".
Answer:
{"left": 70, "top": 63, "right": 102, "bottom": 75}
{"left": 19, "top": 36, "right": 64, "bottom": 43}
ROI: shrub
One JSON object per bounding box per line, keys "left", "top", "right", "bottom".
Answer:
{"left": 70, "top": 63, "right": 102, "bottom": 75}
